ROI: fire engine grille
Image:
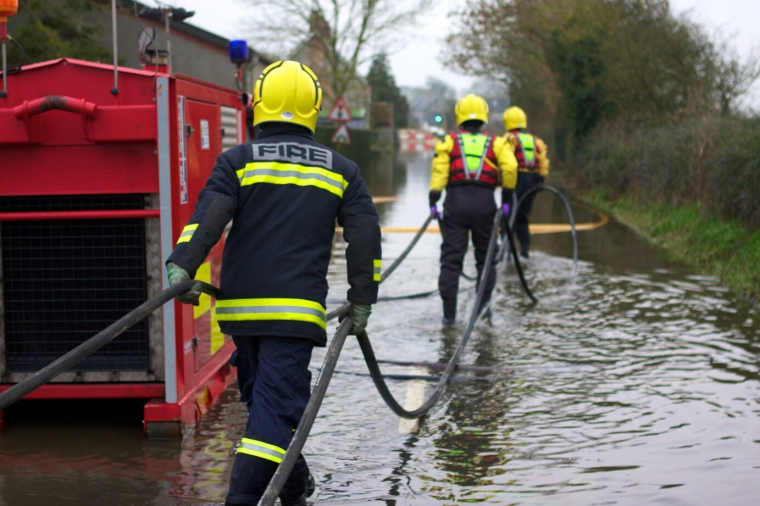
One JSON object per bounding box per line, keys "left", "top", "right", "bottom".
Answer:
{"left": 0, "top": 195, "right": 150, "bottom": 372}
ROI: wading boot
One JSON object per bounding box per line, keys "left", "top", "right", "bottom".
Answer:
{"left": 519, "top": 248, "right": 529, "bottom": 260}
{"left": 279, "top": 462, "right": 315, "bottom": 506}
{"left": 442, "top": 300, "right": 457, "bottom": 325}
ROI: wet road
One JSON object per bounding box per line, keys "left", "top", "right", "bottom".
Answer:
{"left": 1, "top": 150, "right": 759, "bottom": 505}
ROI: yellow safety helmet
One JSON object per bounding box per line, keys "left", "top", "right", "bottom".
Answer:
{"left": 253, "top": 60, "right": 322, "bottom": 133}
{"left": 455, "top": 94, "right": 489, "bottom": 126}
{"left": 503, "top": 106, "right": 527, "bottom": 131}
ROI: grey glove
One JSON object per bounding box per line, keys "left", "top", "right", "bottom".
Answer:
{"left": 167, "top": 262, "right": 202, "bottom": 306}
{"left": 342, "top": 303, "right": 372, "bottom": 335}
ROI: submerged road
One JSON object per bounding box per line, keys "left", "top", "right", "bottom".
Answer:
{"left": 0, "top": 150, "right": 758, "bottom": 505}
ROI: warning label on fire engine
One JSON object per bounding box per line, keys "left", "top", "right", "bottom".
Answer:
{"left": 200, "top": 120, "right": 210, "bottom": 150}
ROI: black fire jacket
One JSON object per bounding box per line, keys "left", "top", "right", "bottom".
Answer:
{"left": 167, "top": 124, "right": 381, "bottom": 345}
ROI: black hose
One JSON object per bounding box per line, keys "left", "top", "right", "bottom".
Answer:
{"left": 381, "top": 211, "right": 437, "bottom": 283}
{"left": 334, "top": 370, "right": 497, "bottom": 383}
{"left": 0, "top": 280, "right": 218, "bottom": 411}
{"left": 502, "top": 218, "right": 538, "bottom": 303}
{"left": 500, "top": 184, "right": 578, "bottom": 277}
{"left": 355, "top": 210, "right": 503, "bottom": 420}
{"left": 376, "top": 359, "right": 514, "bottom": 373}
{"left": 259, "top": 318, "right": 353, "bottom": 505}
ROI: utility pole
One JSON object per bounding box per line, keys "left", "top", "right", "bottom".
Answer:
{"left": 162, "top": 7, "right": 172, "bottom": 73}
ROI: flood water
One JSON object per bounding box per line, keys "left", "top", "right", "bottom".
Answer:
{"left": 1, "top": 149, "right": 758, "bottom": 505}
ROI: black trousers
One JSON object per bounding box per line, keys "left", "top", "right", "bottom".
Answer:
{"left": 226, "top": 336, "right": 314, "bottom": 506}
{"left": 439, "top": 185, "right": 497, "bottom": 305}
{"left": 514, "top": 172, "right": 542, "bottom": 253}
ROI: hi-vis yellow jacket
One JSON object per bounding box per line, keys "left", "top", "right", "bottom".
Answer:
{"left": 504, "top": 130, "right": 550, "bottom": 177}
{"left": 429, "top": 132, "right": 517, "bottom": 192}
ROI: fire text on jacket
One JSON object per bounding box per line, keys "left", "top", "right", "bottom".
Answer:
{"left": 252, "top": 142, "right": 333, "bottom": 169}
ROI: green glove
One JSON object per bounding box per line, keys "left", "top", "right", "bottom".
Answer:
{"left": 345, "top": 303, "right": 372, "bottom": 335}
{"left": 167, "top": 262, "right": 202, "bottom": 306}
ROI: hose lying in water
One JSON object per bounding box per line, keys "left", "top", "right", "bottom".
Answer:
{"left": 354, "top": 210, "right": 505, "bottom": 419}
{"left": 334, "top": 370, "right": 499, "bottom": 383}
{"left": 500, "top": 184, "right": 578, "bottom": 277}
{"left": 376, "top": 359, "right": 515, "bottom": 373}
{"left": 501, "top": 217, "right": 538, "bottom": 304}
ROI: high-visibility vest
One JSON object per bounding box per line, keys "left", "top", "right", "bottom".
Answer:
{"left": 512, "top": 131, "right": 538, "bottom": 171}
{"left": 448, "top": 131, "right": 500, "bottom": 186}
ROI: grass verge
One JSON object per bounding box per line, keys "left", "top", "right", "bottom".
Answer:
{"left": 581, "top": 188, "right": 760, "bottom": 302}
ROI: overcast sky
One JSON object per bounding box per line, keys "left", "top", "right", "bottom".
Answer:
{"left": 167, "top": 0, "right": 759, "bottom": 103}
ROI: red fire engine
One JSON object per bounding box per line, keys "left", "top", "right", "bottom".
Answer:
{"left": 0, "top": 56, "right": 245, "bottom": 437}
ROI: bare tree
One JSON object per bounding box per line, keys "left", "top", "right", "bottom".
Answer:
{"left": 240, "top": 0, "right": 435, "bottom": 101}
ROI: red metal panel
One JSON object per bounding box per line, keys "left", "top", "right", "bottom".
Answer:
{"left": 0, "top": 144, "right": 158, "bottom": 196}
{"left": 0, "top": 110, "right": 31, "bottom": 143}
{"left": 88, "top": 106, "right": 158, "bottom": 142}
{"left": 0, "top": 210, "right": 160, "bottom": 222}
{"left": 0, "top": 383, "right": 165, "bottom": 399}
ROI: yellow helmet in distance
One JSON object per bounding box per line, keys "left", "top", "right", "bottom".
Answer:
{"left": 253, "top": 61, "right": 322, "bottom": 133}
{"left": 455, "top": 94, "right": 489, "bottom": 126}
{"left": 503, "top": 106, "right": 527, "bottom": 131}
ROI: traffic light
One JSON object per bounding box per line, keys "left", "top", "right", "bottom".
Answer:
{"left": 434, "top": 114, "right": 443, "bottom": 123}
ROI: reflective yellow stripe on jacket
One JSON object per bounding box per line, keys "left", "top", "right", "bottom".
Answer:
{"left": 237, "top": 438, "right": 286, "bottom": 463}
{"left": 176, "top": 223, "right": 199, "bottom": 244}
{"left": 236, "top": 162, "right": 348, "bottom": 198}
{"left": 216, "top": 298, "right": 327, "bottom": 330}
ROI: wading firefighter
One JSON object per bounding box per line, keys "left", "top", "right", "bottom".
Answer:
{"left": 166, "top": 61, "right": 381, "bottom": 506}
{"left": 429, "top": 94, "right": 517, "bottom": 324}
{"left": 503, "top": 106, "right": 550, "bottom": 259}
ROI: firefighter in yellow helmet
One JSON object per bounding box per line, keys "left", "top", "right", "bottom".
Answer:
{"left": 429, "top": 94, "right": 517, "bottom": 324}
{"left": 166, "top": 61, "right": 381, "bottom": 505}
{"left": 503, "top": 106, "right": 550, "bottom": 259}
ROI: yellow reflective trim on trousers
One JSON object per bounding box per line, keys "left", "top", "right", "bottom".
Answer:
{"left": 176, "top": 223, "right": 199, "bottom": 244}
{"left": 241, "top": 438, "right": 286, "bottom": 454}
{"left": 373, "top": 259, "right": 382, "bottom": 281}
{"left": 237, "top": 447, "right": 283, "bottom": 463}
{"left": 237, "top": 438, "right": 286, "bottom": 463}
{"left": 236, "top": 162, "right": 347, "bottom": 197}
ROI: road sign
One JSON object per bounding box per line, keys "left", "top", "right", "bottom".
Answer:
{"left": 331, "top": 123, "right": 351, "bottom": 144}
{"left": 327, "top": 97, "right": 353, "bottom": 122}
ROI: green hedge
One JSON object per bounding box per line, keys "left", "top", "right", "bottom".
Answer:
{"left": 575, "top": 117, "right": 760, "bottom": 229}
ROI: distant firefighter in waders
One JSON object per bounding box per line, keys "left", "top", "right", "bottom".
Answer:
{"left": 166, "top": 61, "right": 381, "bottom": 506}
{"left": 503, "top": 106, "right": 550, "bottom": 259}
{"left": 429, "top": 94, "right": 518, "bottom": 324}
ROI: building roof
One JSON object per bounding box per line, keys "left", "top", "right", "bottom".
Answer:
{"left": 119, "top": 0, "right": 273, "bottom": 64}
